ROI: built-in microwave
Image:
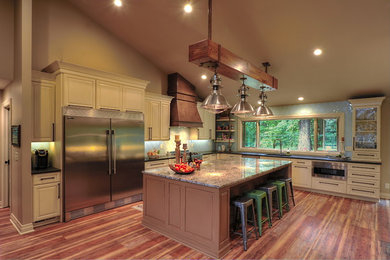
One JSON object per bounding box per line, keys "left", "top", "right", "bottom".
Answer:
{"left": 312, "top": 161, "right": 347, "bottom": 180}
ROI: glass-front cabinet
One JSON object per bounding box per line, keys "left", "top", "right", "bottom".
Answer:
{"left": 349, "top": 97, "right": 385, "bottom": 162}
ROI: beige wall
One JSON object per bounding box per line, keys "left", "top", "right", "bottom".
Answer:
{"left": 32, "top": 0, "right": 166, "bottom": 94}
{"left": 380, "top": 99, "right": 390, "bottom": 197}
{"left": 0, "top": 0, "right": 14, "bottom": 88}
{"left": 2, "top": 0, "right": 33, "bottom": 225}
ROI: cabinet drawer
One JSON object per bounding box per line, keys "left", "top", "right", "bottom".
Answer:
{"left": 348, "top": 163, "right": 380, "bottom": 172}
{"left": 293, "top": 160, "right": 312, "bottom": 166}
{"left": 311, "top": 177, "right": 346, "bottom": 194}
{"left": 348, "top": 177, "right": 379, "bottom": 188}
{"left": 352, "top": 151, "right": 380, "bottom": 161}
{"left": 33, "top": 172, "right": 60, "bottom": 185}
{"left": 349, "top": 170, "right": 380, "bottom": 180}
{"left": 347, "top": 185, "right": 379, "bottom": 199}
{"left": 145, "top": 160, "right": 169, "bottom": 169}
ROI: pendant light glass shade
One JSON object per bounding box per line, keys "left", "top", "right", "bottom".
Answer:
{"left": 255, "top": 87, "right": 273, "bottom": 117}
{"left": 202, "top": 73, "right": 231, "bottom": 113}
{"left": 231, "top": 77, "right": 254, "bottom": 116}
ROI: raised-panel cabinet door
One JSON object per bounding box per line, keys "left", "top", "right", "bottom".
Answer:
{"left": 33, "top": 183, "right": 60, "bottom": 222}
{"left": 150, "top": 101, "right": 161, "bottom": 140}
{"left": 144, "top": 100, "right": 151, "bottom": 141}
{"left": 63, "top": 74, "right": 95, "bottom": 107}
{"left": 33, "top": 82, "right": 55, "bottom": 142}
{"left": 197, "top": 104, "right": 207, "bottom": 139}
{"left": 96, "top": 81, "right": 122, "bottom": 110}
{"left": 292, "top": 165, "right": 311, "bottom": 188}
{"left": 123, "top": 87, "right": 144, "bottom": 112}
{"left": 161, "top": 102, "right": 170, "bottom": 140}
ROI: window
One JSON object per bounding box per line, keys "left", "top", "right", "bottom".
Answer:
{"left": 241, "top": 116, "right": 339, "bottom": 153}
{"left": 242, "top": 121, "right": 257, "bottom": 147}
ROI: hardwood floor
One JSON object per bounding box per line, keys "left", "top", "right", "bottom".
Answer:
{"left": 0, "top": 190, "right": 389, "bottom": 259}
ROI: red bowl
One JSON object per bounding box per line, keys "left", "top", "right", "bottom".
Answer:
{"left": 169, "top": 164, "right": 195, "bottom": 175}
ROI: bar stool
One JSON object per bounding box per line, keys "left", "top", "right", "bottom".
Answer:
{"left": 233, "top": 197, "right": 259, "bottom": 251}
{"left": 245, "top": 190, "right": 271, "bottom": 236}
{"left": 270, "top": 180, "right": 290, "bottom": 217}
{"left": 279, "top": 177, "right": 295, "bottom": 206}
{"left": 257, "top": 184, "right": 281, "bottom": 224}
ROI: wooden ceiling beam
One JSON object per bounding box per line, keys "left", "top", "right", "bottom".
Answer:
{"left": 189, "top": 39, "right": 278, "bottom": 91}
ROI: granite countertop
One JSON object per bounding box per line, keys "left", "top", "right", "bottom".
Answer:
{"left": 144, "top": 151, "right": 214, "bottom": 162}
{"left": 143, "top": 158, "right": 292, "bottom": 188}
{"left": 220, "top": 152, "right": 382, "bottom": 165}
{"left": 32, "top": 167, "right": 61, "bottom": 175}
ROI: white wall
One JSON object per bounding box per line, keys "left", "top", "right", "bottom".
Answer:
{"left": 32, "top": 0, "right": 167, "bottom": 94}
{"left": 0, "top": 0, "right": 14, "bottom": 88}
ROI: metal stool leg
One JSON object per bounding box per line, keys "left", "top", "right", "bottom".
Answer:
{"left": 290, "top": 181, "right": 296, "bottom": 206}
{"left": 240, "top": 205, "right": 248, "bottom": 251}
{"left": 250, "top": 201, "right": 259, "bottom": 240}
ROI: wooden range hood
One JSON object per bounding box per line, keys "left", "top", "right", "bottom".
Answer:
{"left": 168, "top": 73, "right": 203, "bottom": 128}
{"left": 188, "top": 0, "right": 278, "bottom": 91}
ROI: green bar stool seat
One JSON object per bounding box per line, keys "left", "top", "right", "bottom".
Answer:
{"left": 270, "top": 180, "right": 290, "bottom": 217}
{"left": 245, "top": 190, "right": 271, "bottom": 236}
{"left": 257, "top": 183, "right": 281, "bottom": 223}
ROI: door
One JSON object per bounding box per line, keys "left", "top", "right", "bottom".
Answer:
{"left": 150, "top": 100, "right": 161, "bottom": 140}
{"left": 96, "top": 80, "right": 122, "bottom": 110}
{"left": 32, "top": 82, "right": 55, "bottom": 141}
{"left": 111, "top": 118, "right": 144, "bottom": 201}
{"left": 1, "top": 105, "right": 10, "bottom": 208}
{"left": 64, "top": 116, "right": 111, "bottom": 212}
{"left": 161, "top": 102, "right": 170, "bottom": 140}
{"left": 33, "top": 182, "right": 60, "bottom": 221}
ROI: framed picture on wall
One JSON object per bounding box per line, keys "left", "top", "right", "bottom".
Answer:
{"left": 11, "top": 125, "right": 21, "bottom": 147}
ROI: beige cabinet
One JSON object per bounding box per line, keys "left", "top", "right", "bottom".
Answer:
{"left": 349, "top": 97, "right": 385, "bottom": 162}
{"left": 45, "top": 61, "right": 149, "bottom": 112}
{"left": 144, "top": 93, "right": 173, "bottom": 141}
{"left": 292, "top": 164, "right": 312, "bottom": 188}
{"left": 33, "top": 172, "right": 61, "bottom": 222}
{"left": 32, "top": 72, "right": 56, "bottom": 142}
{"left": 123, "top": 86, "right": 144, "bottom": 112}
{"left": 347, "top": 163, "right": 380, "bottom": 199}
{"left": 63, "top": 74, "right": 96, "bottom": 108}
{"left": 195, "top": 103, "right": 215, "bottom": 140}
{"left": 96, "top": 80, "right": 122, "bottom": 110}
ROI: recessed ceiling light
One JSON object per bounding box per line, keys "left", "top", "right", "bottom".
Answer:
{"left": 313, "top": 49, "right": 322, "bottom": 56}
{"left": 114, "top": 0, "right": 122, "bottom": 7}
{"left": 184, "top": 3, "right": 193, "bottom": 13}
{"left": 298, "top": 97, "right": 304, "bottom": 101}
{"left": 201, "top": 74, "right": 207, "bottom": 80}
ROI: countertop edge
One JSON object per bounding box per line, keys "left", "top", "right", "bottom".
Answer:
{"left": 32, "top": 167, "right": 61, "bottom": 175}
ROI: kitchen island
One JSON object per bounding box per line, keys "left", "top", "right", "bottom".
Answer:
{"left": 142, "top": 158, "right": 292, "bottom": 258}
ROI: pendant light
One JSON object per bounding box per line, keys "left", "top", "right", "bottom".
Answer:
{"left": 255, "top": 86, "right": 273, "bottom": 116}
{"left": 201, "top": 67, "right": 231, "bottom": 114}
{"left": 255, "top": 62, "right": 273, "bottom": 117}
{"left": 231, "top": 77, "right": 254, "bottom": 116}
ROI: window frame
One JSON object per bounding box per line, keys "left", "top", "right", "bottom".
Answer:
{"left": 238, "top": 113, "right": 345, "bottom": 156}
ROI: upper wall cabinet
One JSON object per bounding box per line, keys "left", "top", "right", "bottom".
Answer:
{"left": 194, "top": 102, "right": 215, "bottom": 140}
{"left": 32, "top": 71, "right": 56, "bottom": 142}
{"left": 44, "top": 61, "right": 149, "bottom": 112}
{"left": 349, "top": 97, "right": 385, "bottom": 162}
{"left": 144, "top": 93, "right": 173, "bottom": 141}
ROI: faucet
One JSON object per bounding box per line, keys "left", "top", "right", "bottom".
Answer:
{"left": 273, "top": 139, "right": 283, "bottom": 155}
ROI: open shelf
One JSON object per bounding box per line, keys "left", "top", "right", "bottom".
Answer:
{"left": 215, "top": 139, "right": 235, "bottom": 143}
{"left": 216, "top": 119, "right": 236, "bottom": 122}
{"left": 216, "top": 130, "right": 236, "bottom": 132}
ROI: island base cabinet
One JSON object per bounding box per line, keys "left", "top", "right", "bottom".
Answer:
{"left": 142, "top": 174, "right": 231, "bottom": 258}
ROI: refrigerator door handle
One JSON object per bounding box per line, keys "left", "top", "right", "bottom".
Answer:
{"left": 106, "top": 130, "right": 112, "bottom": 175}
{"left": 112, "top": 130, "right": 117, "bottom": 174}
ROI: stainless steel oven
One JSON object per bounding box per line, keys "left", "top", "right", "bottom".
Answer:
{"left": 312, "top": 161, "right": 347, "bottom": 180}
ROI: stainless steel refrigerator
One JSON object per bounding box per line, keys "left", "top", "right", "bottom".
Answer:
{"left": 63, "top": 107, "right": 144, "bottom": 213}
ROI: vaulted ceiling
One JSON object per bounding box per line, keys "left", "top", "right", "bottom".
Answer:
{"left": 67, "top": 0, "right": 390, "bottom": 106}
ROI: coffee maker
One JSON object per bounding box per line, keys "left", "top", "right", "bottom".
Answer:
{"left": 33, "top": 149, "right": 49, "bottom": 169}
